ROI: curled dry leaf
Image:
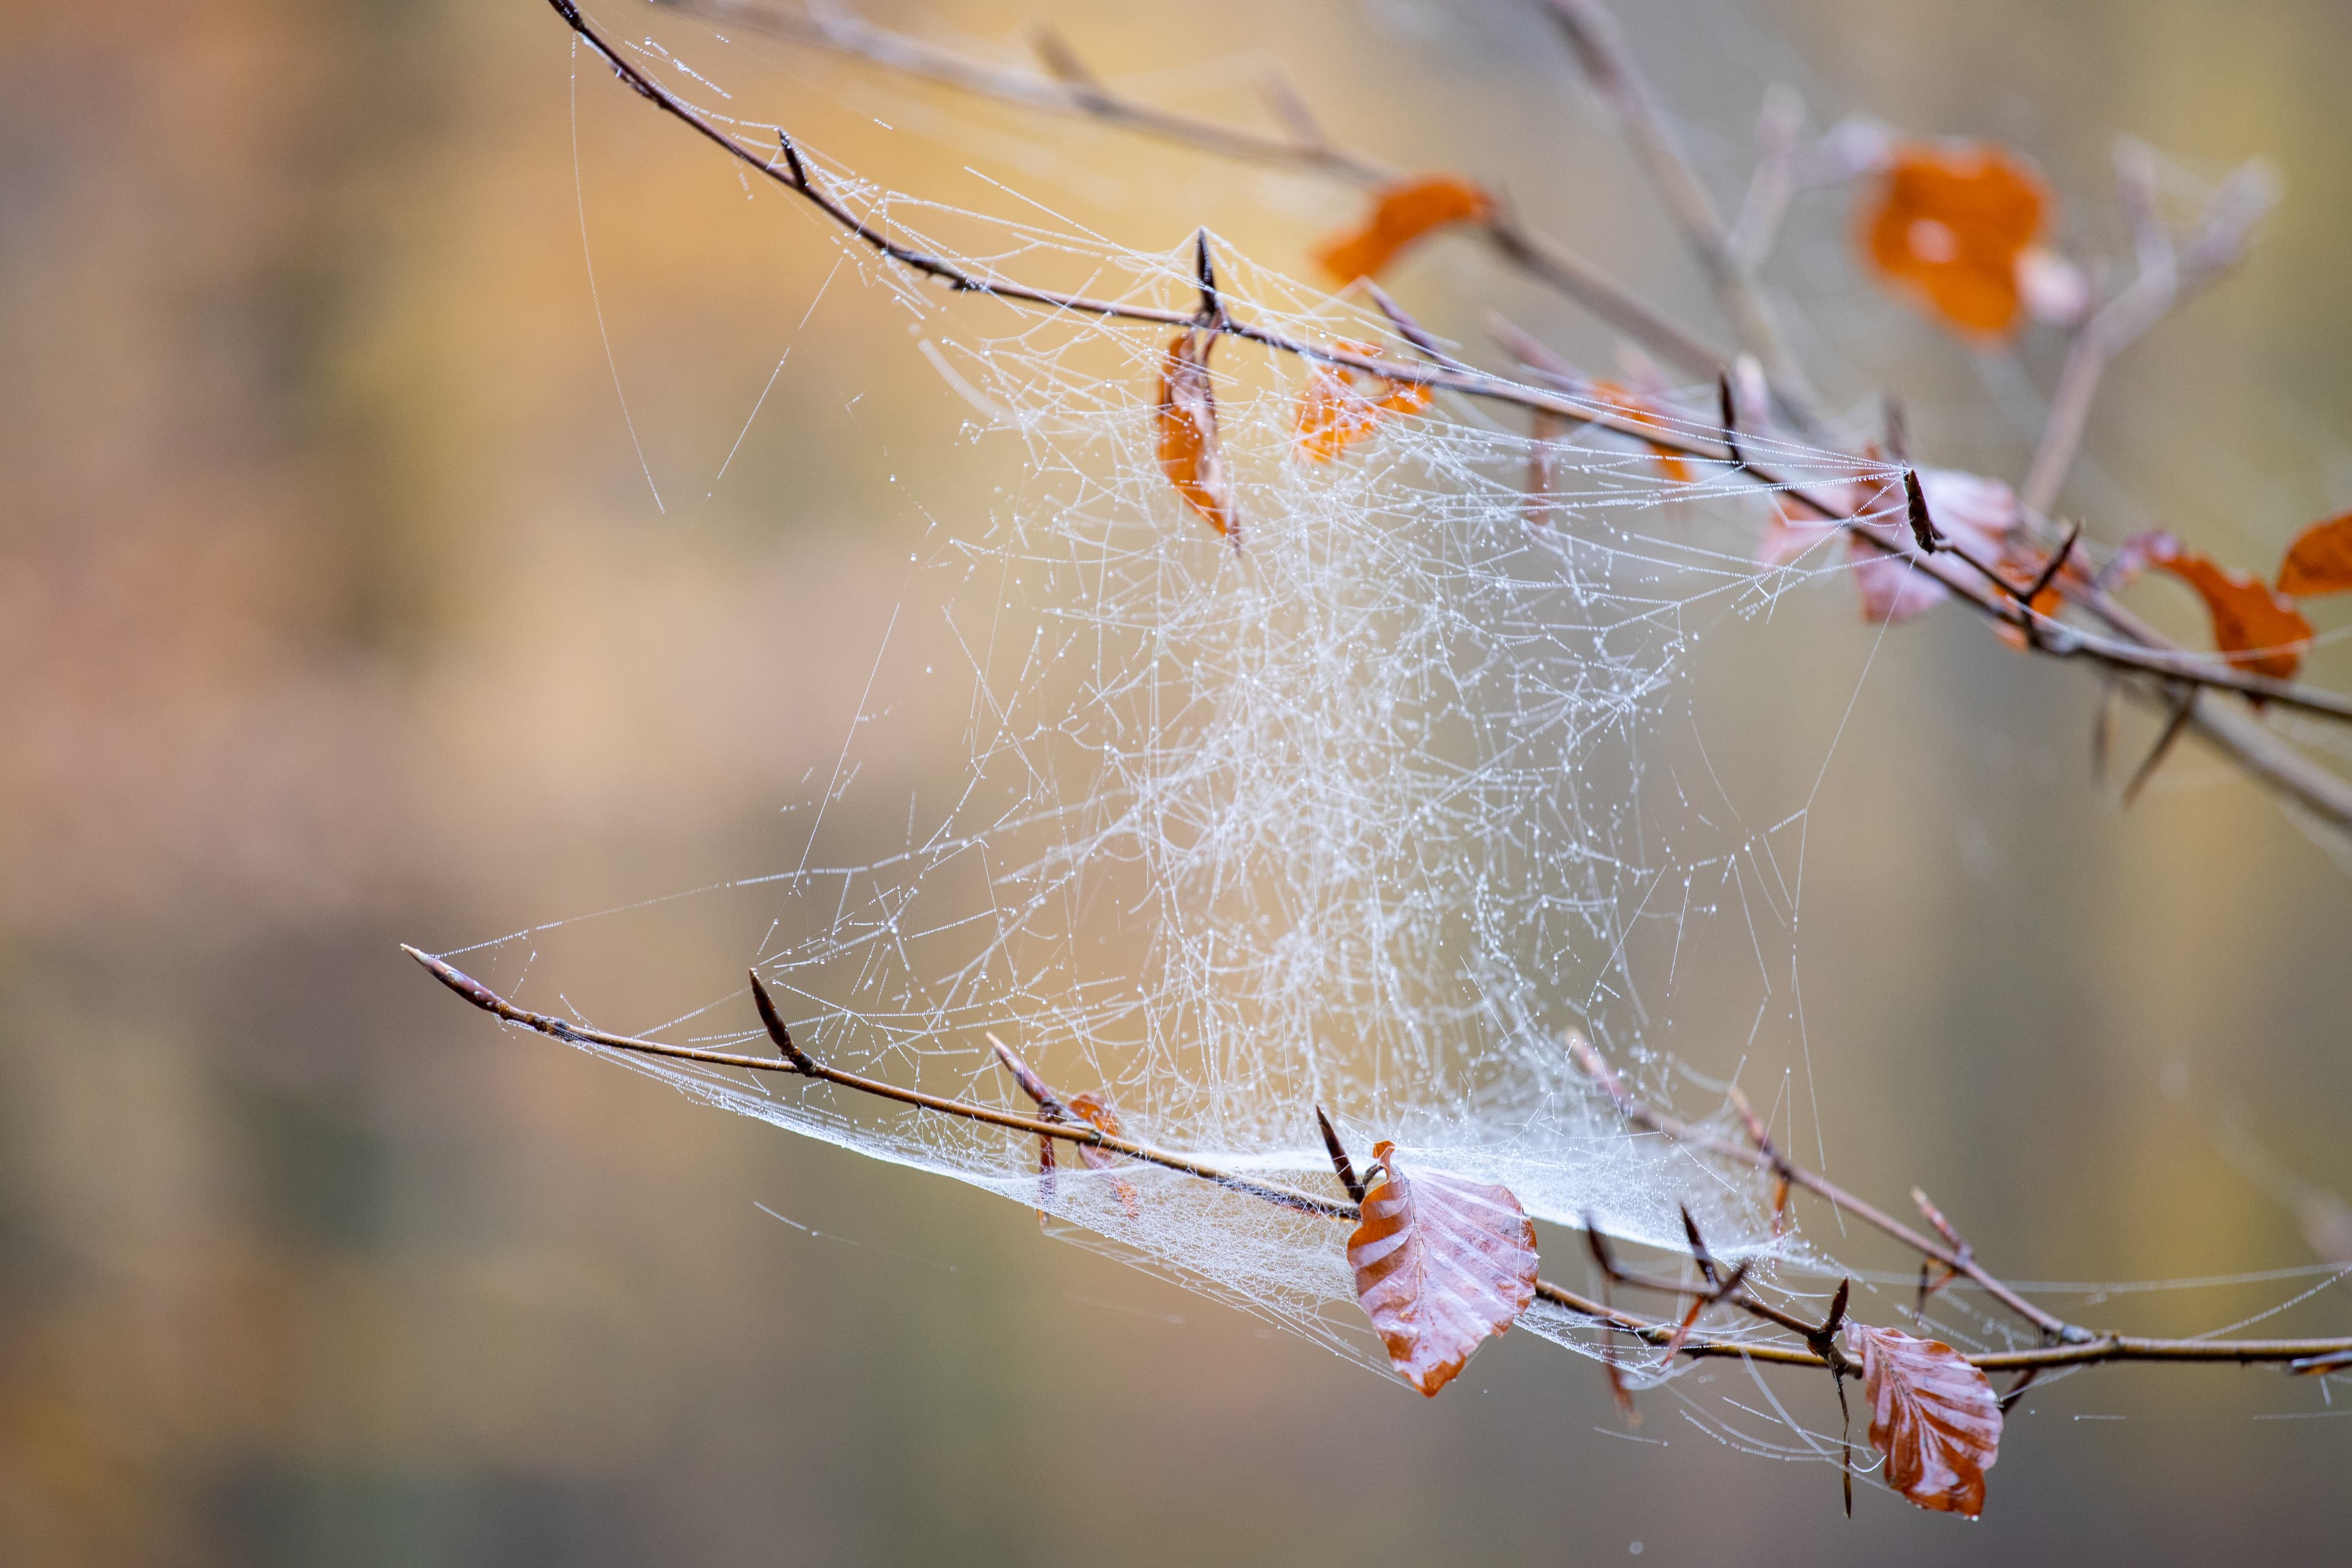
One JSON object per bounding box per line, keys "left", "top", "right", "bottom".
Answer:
{"left": 1861, "top": 142, "right": 2051, "bottom": 337}
{"left": 1156, "top": 330, "right": 1238, "bottom": 543}
{"left": 1845, "top": 1324, "right": 2002, "bottom": 1517}
{"left": 2278, "top": 511, "right": 2352, "bottom": 597}
{"left": 1588, "top": 380, "right": 1692, "bottom": 484}
{"left": 2147, "top": 535, "right": 2313, "bottom": 681}
{"left": 1294, "top": 345, "right": 1433, "bottom": 463}
{"left": 1066, "top": 1091, "right": 1140, "bottom": 1219}
{"left": 1310, "top": 173, "right": 1494, "bottom": 283}
{"left": 1346, "top": 1142, "right": 1539, "bottom": 1396}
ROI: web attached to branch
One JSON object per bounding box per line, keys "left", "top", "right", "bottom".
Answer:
{"left": 453, "top": 16, "right": 2347, "bottom": 1458}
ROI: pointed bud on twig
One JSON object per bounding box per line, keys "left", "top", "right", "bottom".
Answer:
{"left": 402, "top": 944, "right": 505, "bottom": 1016}
{"left": 1193, "top": 228, "right": 1220, "bottom": 323}
{"left": 748, "top": 971, "right": 819, "bottom": 1074}
{"left": 1716, "top": 369, "right": 1745, "bottom": 471}
{"left": 1903, "top": 468, "right": 1945, "bottom": 552}
{"left": 774, "top": 129, "right": 812, "bottom": 191}
{"left": 1317, "top": 1105, "right": 1367, "bottom": 1204}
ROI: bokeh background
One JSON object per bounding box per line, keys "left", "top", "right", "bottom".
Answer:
{"left": 6, "top": 0, "right": 2350, "bottom": 1562}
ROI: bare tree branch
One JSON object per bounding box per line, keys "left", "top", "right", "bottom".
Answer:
{"left": 651, "top": 0, "right": 1731, "bottom": 374}
{"left": 405, "top": 946, "right": 2352, "bottom": 1376}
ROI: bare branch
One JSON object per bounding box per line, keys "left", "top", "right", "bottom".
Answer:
{"left": 406, "top": 944, "right": 2352, "bottom": 1374}
{"left": 1536, "top": 0, "right": 1823, "bottom": 424}
{"left": 2021, "top": 151, "right": 2277, "bottom": 514}
{"left": 552, "top": 0, "right": 2352, "bottom": 835}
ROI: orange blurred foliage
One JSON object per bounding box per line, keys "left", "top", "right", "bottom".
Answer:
{"left": 1861, "top": 143, "right": 2049, "bottom": 337}
{"left": 1310, "top": 175, "right": 1494, "bottom": 283}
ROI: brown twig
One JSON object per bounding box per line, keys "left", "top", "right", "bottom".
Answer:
{"left": 1569, "top": 1030, "right": 2082, "bottom": 1343}
{"left": 2019, "top": 148, "right": 2276, "bottom": 515}
{"left": 406, "top": 944, "right": 2352, "bottom": 1375}
{"left": 1536, "top": 0, "right": 1823, "bottom": 427}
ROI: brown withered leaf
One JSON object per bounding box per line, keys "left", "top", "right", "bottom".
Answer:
{"left": 2278, "top": 511, "right": 2352, "bottom": 597}
{"left": 1845, "top": 1324, "right": 2002, "bottom": 1517}
{"left": 1310, "top": 174, "right": 1494, "bottom": 283}
{"left": 1346, "top": 1142, "right": 1539, "bottom": 1396}
{"left": 1066, "top": 1090, "right": 1140, "bottom": 1219}
{"left": 1293, "top": 345, "right": 1434, "bottom": 464}
{"left": 2149, "top": 537, "right": 2313, "bottom": 681}
{"left": 1156, "top": 329, "right": 1238, "bottom": 543}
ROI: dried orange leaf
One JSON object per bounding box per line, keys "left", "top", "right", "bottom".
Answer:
{"left": 1066, "top": 1090, "right": 1139, "bottom": 1218}
{"left": 1310, "top": 174, "right": 1494, "bottom": 283}
{"left": 2149, "top": 537, "right": 2312, "bottom": 680}
{"left": 1346, "top": 1142, "right": 1538, "bottom": 1396}
{"left": 1589, "top": 379, "right": 1692, "bottom": 483}
{"left": 1845, "top": 1325, "right": 2002, "bottom": 1517}
{"left": 2278, "top": 511, "right": 2352, "bottom": 597}
{"left": 1861, "top": 143, "right": 2049, "bottom": 337}
{"left": 1156, "top": 330, "right": 1238, "bottom": 542}
{"left": 1293, "top": 347, "right": 1434, "bottom": 464}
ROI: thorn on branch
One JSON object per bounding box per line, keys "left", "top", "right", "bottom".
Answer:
{"left": 748, "top": 971, "right": 820, "bottom": 1074}
{"left": 1317, "top": 1105, "right": 1368, "bottom": 1204}
{"left": 2022, "top": 521, "right": 2083, "bottom": 606}
{"left": 2122, "top": 685, "right": 2198, "bottom": 807}
{"left": 776, "top": 128, "right": 809, "bottom": 189}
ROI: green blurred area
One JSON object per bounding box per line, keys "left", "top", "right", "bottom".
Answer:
{"left": 3, "top": 0, "right": 2348, "bottom": 1562}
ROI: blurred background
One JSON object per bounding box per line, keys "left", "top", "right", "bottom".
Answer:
{"left": 4, "top": 0, "right": 2350, "bottom": 1561}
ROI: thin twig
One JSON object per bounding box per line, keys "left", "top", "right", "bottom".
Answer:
{"left": 1569, "top": 1030, "right": 2082, "bottom": 1342}
{"left": 407, "top": 944, "right": 2352, "bottom": 1374}
{"left": 649, "top": 0, "right": 1730, "bottom": 374}
{"left": 1536, "top": 0, "right": 1822, "bottom": 425}
{"left": 2019, "top": 151, "right": 2276, "bottom": 515}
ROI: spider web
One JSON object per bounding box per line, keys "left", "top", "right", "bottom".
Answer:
{"left": 439, "top": 8, "right": 2348, "bottom": 1478}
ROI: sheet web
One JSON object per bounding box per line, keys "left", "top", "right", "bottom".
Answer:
{"left": 462, "top": 19, "right": 2352, "bottom": 1457}
{"left": 525, "top": 84, "right": 1919, "bottom": 1383}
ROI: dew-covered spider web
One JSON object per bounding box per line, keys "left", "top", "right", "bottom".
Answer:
{"left": 438, "top": 6, "right": 2351, "bottom": 1478}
